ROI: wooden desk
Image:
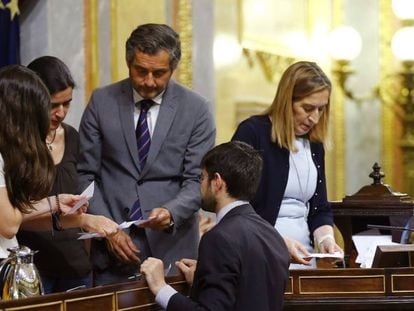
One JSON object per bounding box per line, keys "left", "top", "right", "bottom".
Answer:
{"left": 0, "top": 275, "right": 188, "bottom": 311}
{"left": 332, "top": 199, "right": 414, "bottom": 266}
{"left": 0, "top": 268, "right": 413, "bottom": 311}
{"left": 284, "top": 267, "right": 414, "bottom": 310}
{"left": 331, "top": 163, "right": 414, "bottom": 267}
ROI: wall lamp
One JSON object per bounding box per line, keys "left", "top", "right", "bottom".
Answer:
{"left": 329, "top": 0, "right": 414, "bottom": 195}
{"left": 329, "top": 0, "right": 414, "bottom": 106}
{"left": 328, "top": 25, "right": 362, "bottom": 101}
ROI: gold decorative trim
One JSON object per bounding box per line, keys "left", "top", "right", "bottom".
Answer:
{"left": 298, "top": 275, "right": 385, "bottom": 295}
{"left": 110, "top": 0, "right": 118, "bottom": 82}
{"left": 64, "top": 292, "right": 114, "bottom": 303}
{"left": 391, "top": 274, "right": 414, "bottom": 293}
{"left": 118, "top": 303, "right": 157, "bottom": 311}
{"left": 83, "top": 0, "right": 100, "bottom": 104}
{"left": 285, "top": 276, "right": 294, "bottom": 295}
{"left": 380, "top": 0, "right": 401, "bottom": 188}
{"left": 172, "top": 0, "right": 193, "bottom": 88}
{"left": 5, "top": 301, "right": 63, "bottom": 311}
{"left": 116, "top": 286, "right": 149, "bottom": 295}
{"left": 242, "top": 48, "right": 295, "bottom": 83}
{"left": 329, "top": 0, "right": 345, "bottom": 200}
{"left": 116, "top": 280, "right": 187, "bottom": 295}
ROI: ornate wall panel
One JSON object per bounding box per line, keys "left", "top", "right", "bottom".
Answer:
{"left": 83, "top": 0, "right": 100, "bottom": 104}
{"left": 380, "top": 0, "right": 404, "bottom": 191}
{"left": 172, "top": 0, "right": 193, "bottom": 88}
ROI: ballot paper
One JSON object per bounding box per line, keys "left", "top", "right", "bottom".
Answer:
{"left": 118, "top": 217, "right": 155, "bottom": 230}
{"left": 304, "top": 251, "right": 344, "bottom": 259}
{"left": 64, "top": 182, "right": 94, "bottom": 215}
{"left": 77, "top": 232, "right": 102, "bottom": 240}
{"left": 352, "top": 230, "right": 400, "bottom": 268}
{"left": 77, "top": 217, "right": 155, "bottom": 240}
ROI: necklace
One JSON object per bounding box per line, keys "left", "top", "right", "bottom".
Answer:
{"left": 289, "top": 139, "right": 311, "bottom": 204}
{"left": 46, "top": 129, "right": 57, "bottom": 151}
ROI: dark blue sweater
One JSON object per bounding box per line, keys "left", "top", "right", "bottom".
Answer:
{"left": 232, "top": 115, "right": 333, "bottom": 235}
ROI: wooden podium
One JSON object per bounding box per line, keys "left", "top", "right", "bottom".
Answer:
{"left": 331, "top": 163, "right": 414, "bottom": 267}
{"left": 1, "top": 268, "right": 414, "bottom": 311}
{"left": 0, "top": 275, "right": 188, "bottom": 311}
{"left": 2, "top": 163, "right": 414, "bottom": 310}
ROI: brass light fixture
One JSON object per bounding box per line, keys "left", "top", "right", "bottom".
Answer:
{"left": 328, "top": 0, "right": 414, "bottom": 195}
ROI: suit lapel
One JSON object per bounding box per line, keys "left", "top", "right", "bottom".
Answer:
{"left": 141, "top": 81, "right": 179, "bottom": 176}
{"left": 118, "top": 80, "right": 141, "bottom": 173}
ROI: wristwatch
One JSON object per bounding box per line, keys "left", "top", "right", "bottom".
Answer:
{"left": 164, "top": 219, "right": 175, "bottom": 233}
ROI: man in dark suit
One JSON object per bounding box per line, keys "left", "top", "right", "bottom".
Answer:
{"left": 141, "top": 141, "right": 290, "bottom": 311}
{"left": 78, "top": 23, "right": 215, "bottom": 285}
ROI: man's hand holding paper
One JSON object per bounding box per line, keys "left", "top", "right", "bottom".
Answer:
{"left": 139, "top": 207, "right": 173, "bottom": 231}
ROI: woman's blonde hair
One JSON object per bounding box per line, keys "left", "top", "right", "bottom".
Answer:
{"left": 263, "top": 61, "right": 331, "bottom": 151}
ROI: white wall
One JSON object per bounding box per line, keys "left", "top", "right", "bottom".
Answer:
{"left": 20, "top": 0, "right": 85, "bottom": 130}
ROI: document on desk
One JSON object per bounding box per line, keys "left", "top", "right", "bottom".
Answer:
{"left": 352, "top": 233, "right": 400, "bottom": 268}
{"left": 64, "top": 181, "right": 94, "bottom": 215}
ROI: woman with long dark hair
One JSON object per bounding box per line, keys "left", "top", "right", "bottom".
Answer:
{"left": 0, "top": 65, "right": 118, "bottom": 259}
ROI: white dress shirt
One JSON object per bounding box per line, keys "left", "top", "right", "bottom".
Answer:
{"left": 133, "top": 89, "right": 164, "bottom": 137}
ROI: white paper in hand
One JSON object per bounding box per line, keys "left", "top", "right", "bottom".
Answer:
{"left": 65, "top": 182, "right": 94, "bottom": 215}
{"left": 77, "top": 232, "right": 102, "bottom": 240}
{"left": 304, "top": 251, "right": 344, "bottom": 259}
{"left": 118, "top": 217, "right": 155, "bottom": 230}
{"left": 77, "top": 217, "right": 156, "bottom": 240}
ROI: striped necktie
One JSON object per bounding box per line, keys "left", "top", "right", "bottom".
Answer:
{"left": 130, "top": 99, "right": 153, "bottom": 221}
{"left": 136, "top": 99, "right": 154, "bottom": 169}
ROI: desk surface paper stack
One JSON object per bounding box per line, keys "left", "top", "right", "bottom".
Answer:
{"left": 352, "top": 229, "right": 400, "bottom": 268}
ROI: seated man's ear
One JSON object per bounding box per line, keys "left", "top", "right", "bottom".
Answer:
{"left": 212, "top": 173, "right": 227, "bottom": 193}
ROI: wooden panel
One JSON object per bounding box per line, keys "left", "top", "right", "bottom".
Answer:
{"left": 1, "top": 270, "right": 414, "bottom": 311}
{"left": 65, "top": 293, "right": 114, "bottom": 311}
{"left": 285, "top": 276, "right": 293, "bottom": 295}
{"left": 117, "top": 287, "right": 157, "bottom": 310}
{"left": 298, "top": 275, "right": 385, "bottom": 295}
{"left": 4, "top": 301, "right": 62, "bottom": 311}
{"left": 391, "top": 273, "right": 414, "bottom": 293}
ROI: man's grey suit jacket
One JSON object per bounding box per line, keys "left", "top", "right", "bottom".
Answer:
{"left": 78, "top": 78, "right": 216, "bottom": 270}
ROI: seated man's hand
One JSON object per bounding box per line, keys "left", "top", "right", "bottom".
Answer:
{"left": 106, "top": 230, "right": 140, "bottom": 264}
{"left": 140, "top": 257, "right": 167, "bottom": 295}
{"left": 139, "top": 207, "right": 173, "bottom": 231}
{"left": 175, "top": 258, "right": 197, "bottom": 285}
{"left": 283, "top": 237, "right": 312, "bottom": 265}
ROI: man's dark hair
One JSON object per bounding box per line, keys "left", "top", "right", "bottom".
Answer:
{"left": 27, "top": 56, "right": 75, "bottom": 95}
{"left": 201, "top": 141, "right": 263, "bottom": 201}
{"left": 125, "top": 23, "right": 181, "bottom": 70}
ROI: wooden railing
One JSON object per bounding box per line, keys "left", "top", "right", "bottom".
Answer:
{"left": 1, "top": 268, "right": 414, "bottom": 311}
